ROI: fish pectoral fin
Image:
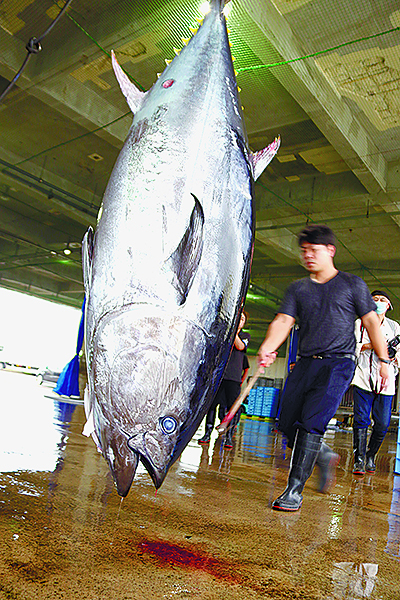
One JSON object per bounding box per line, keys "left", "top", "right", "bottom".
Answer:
{"left": 111, "top": 50, "right": 146, "bottom": 114}
{"left": 250, "top": 136, "right": 281, "bottom": 181}
{"left": 82, "top": 226, "right": 94, "bottom": 293}
{"left": 164, "top": 194, "right": 204, "bottom": 305}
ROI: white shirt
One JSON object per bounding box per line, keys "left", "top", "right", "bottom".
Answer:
{"left": 352, "top": 316, "right": 400, "bottom": 395}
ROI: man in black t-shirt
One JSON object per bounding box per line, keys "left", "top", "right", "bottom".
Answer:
{"left": 198, "top": 311, "right": 250, "bottom": 448}
{"left": 257, "top": 224, "right": 389, "bottom": 512}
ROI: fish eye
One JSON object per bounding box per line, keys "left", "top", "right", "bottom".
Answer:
{"left": 159, "top": 416, "right": 177, "bottom": 435}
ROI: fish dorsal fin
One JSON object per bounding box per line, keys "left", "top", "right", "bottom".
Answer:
{"left": 111, "top": 50, "right": 146, "bottom": 114}
{"left": 82, "top": 226, "right": 94, "bottom": 293}
{"left": 165, "top": 194, "right": 204, "bottom": 305}
{"left": 250, "top": 136, "right": 281, "bottom": 181}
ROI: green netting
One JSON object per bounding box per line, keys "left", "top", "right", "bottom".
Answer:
{"left": 0, "top": 0, "right": 400, "bottom": 308}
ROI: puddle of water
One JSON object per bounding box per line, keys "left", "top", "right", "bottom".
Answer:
{"left": 1, "top": 370, "right": 400, "bottom": 599}
{"left": 0, "top": 371, "right": 79, "bottom": 473}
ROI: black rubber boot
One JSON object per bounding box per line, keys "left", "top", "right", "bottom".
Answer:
{"left": 316, "top": 442, "right": 340, "bottom": 493}
{"left": 366, "top": 432, "right": 385, "bottom": 473}
{"left": 198, "top": 424, "right": 213, "bottom": 445}
{"left": 272, "top": 430, "right": 322, "bottom": 512}
{"left": 223, "top": 425, "right": 234, "bottom": 449}
{"left": 353, "top": 428, "right": 367, "bottom": 475}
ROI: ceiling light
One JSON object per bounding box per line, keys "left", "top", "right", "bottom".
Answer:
{"left": 223, "top": 1, "right": 233, "bottom": 17}
{"left": 63, "top": 243, "right": 72, "bottom": 255}
{"left": 88, "top": 153, "right": 104, "bottom": 162}
{"left": 277, "top": 154, "right": 296, "bottom": 163}
{"left": 199, "top": 2, "right": 210, "bottom": 16}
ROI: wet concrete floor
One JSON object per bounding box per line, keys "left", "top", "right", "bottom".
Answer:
{"left": 1, "top": 370, "right": 400, "bottom": 600}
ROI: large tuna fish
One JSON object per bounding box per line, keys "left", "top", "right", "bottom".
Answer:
{"left": 82, "top": 0, "right": 280, "bottom": 496}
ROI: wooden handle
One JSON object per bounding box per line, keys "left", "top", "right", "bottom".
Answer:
{"left": 215, "top": 365, "right": 264, "bottom": 433}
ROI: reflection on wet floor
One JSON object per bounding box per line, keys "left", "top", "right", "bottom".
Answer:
{"left": 1, "top": 370, "right": 400, "bottom": 600}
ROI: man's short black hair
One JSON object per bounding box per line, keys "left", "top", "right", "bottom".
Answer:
{"left": 298, "top": 224, "right": 336, "bottom": 247}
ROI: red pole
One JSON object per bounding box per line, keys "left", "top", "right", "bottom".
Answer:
{"left": 215, "top": 365, "right": 264, "bottom": 433}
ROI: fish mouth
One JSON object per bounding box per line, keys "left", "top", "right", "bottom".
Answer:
{"left": 113, "top": 452, "right": 139, "bottom": 498}
{"left": 105, "top": 429, "right": 172, "bottom": 495}
{"left": 127, "top": 432, "right": 169, "bottom": 490}
{"left": 104, "top": 430, "right": 140, "bottom": 497}
{"left": 92, "top": 307, "right": 206, "bottom": 495}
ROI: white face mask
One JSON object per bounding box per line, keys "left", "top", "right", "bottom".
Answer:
{"left": 375, "top": 300, "right": 388, "bottom": 315}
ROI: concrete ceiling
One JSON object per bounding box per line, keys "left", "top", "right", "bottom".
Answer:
{"left": 0, "top": 0, "right": 399, "bottom": 353}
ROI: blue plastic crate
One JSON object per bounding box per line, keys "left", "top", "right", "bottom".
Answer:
{"left": 264, "top": 387, "right": 279, "bottom": 400}
{"left": 260, "top": 388, "right": 279, "bottom": 417}
{"left": 261, "top": 404, "right": 277, "bottom": 418}
{"left": 247, "top": 387, "right": 280, "bottom": 418}
{"left": 247, "top": 402, "right": 256, "bottom": 416}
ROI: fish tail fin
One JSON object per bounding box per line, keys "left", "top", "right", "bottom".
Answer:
{"left": 111, "top": 50, "right": 146, "bottom": 114}
{"left": 214, "top": 0, "right": 229, "bottom": 10}
{"left": 207, "top": 0, "right": 228, "bottom": 14}
{"left": 250, "top": 136, "right": 281, "bottom": 181}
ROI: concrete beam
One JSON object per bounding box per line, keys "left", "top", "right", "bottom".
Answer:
{"left": 0, "top": 28, "right": 129, "bottom": 147}
{"left": 252, "top": 257, "right": 400, "bottom": 278}
{"left": 0, "top": 202, "right": 85, "bottom": 249}
{"left": 0, "top": 267, "right": 83, "bottom": 307}
{"left": 241, "top": 0, "right": 388, "bottom": 193}
{"left": 0, "top": 151, "right": 98, "bottom": 228}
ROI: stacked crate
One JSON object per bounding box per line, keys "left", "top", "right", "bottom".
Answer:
{"left": 246, "top": 386, "right": 280, "bottom": 419}
{"left": 242, "top": 419, "right": 274, "bottom": 457}
{"left": 262, "top": 387, "right": 280, "bottom": 418}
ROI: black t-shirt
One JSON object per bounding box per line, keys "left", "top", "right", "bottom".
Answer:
{"left": 224, "top": 331, "right": 250, "bottom": 382}
{"left": 279, "top": 271, "right": 376, "bottom": 357}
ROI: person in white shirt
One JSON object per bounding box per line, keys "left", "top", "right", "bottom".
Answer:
{"left": 352, "top": 290, "right": 400, "bottom": 475}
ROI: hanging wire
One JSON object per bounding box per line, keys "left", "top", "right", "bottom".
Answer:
{"left": 64, "top": 12, "right": 146, "bottom": 92}
{"left": 15, "top": 111, "right": 131, "bottom": 166}
{"left": 0, "top": 0, "right": 75, "bottom": 103}
{"left": 236, "top": 25, "right": 400, "bottom": 75}
{"left": 9, "top": 10, "right": 400, "bottom": 168}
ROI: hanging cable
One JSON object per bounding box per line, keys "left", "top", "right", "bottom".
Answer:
{"left": 8, "top": 11, "right": 400, "bottom": 167}
{"left": 64, "top": 12, "right": 146, "bottom": 92}
{"left": 0, "top": 0, "right": 75, "bottom": 103}
{"left": 15, "top": 111, "right": 131, "bottom": 167}
{"left": 236, "top": 26, "right": 400, "bottom": 75}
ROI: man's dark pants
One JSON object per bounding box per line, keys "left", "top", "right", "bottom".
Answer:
{"left": 206, "top": 380, "right": 241, "bottom": 426}
{"left": 278, "top": 357, "right": 355, "bottom": 447}
{"left": 353, "top": 385, "right": 393, "bottom": 437}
